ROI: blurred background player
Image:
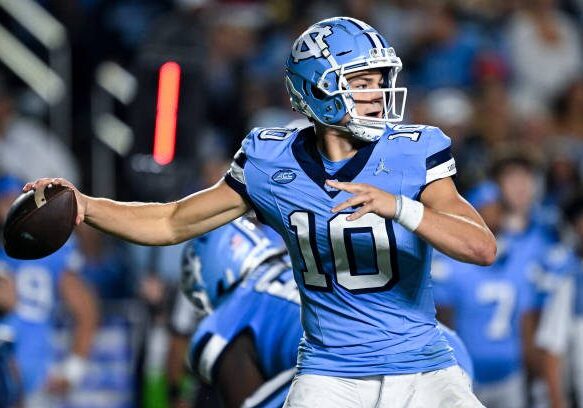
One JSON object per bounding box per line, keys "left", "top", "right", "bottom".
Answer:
{"left": 432, "top": 180, "right": 534, "bottom": 408}
{"left": 432, "top": 153, "right": 571, "bottom": 407}
{"left": 0, "top": 174, "right": 99, "bottom": 407}
{"left": 534, "top": 196, "right": 583, "bottom": 407}
{"left": 0, "top": 323, "right": 20, "bottom": 408}
{"left": 562, "top": 197, "right": 583, "bottom": 406}
{"left": 182, "top": 217, "right": 298, "bottom": 408}
{"left": 0, "top": 226, "right": 20, "bottom": 408}
{"left": 490, "top": 153, "right": 572, "bottom": 408}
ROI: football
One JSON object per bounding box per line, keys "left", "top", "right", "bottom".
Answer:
{"left": 2, "top": 184, "right": 77, "bottom": 260}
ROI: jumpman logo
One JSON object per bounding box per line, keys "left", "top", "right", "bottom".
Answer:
{"left": 374, "top": 158, "right": 390, "bottom": 175}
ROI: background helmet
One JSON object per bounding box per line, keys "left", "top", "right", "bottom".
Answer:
{"left": 285, "top": 17, "right": 407, "bottom": 142}
{"left": 180, "top": 217, "right": 285, "bottom": 314}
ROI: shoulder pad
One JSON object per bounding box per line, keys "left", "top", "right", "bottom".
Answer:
{"left": 423, "top": 126, "right": 452, "bottom": 156}
{"left": 241, "top": 125, "right": 309, "bottom": 163}
{"left": 386, "top": 124, "right": 449, "bottom": 146}
{"left": 385, "top": 125, "right": 452, "bottom": 161}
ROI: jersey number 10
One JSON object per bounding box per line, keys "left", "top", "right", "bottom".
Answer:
{"left": 290, "top": 211, "right": 398, "bottom": 293}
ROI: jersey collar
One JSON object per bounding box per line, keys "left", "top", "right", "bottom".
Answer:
{"left": 291, "top": 127, "right": 378, "bottom": 198}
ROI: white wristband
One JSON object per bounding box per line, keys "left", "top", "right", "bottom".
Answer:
{"left": 394, "top": 195, "right": 424, "bottom": 231}
{"left": 61, "top": 354, "right": 88, "bottom": 386}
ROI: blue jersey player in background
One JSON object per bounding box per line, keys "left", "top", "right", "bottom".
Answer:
{"left": 0, "top": 174, "right": 99, "bottom": 407}
{"left": 535, "top": 195, "right": 583, "bottom": 407}
{"left": 563, "top": 197, "right": 583, "bottom": 406}
{"left": 433, "top": 156, "right": 572, "bottom": 408}
{"left": 432, "top": 181, "right": 536, "bottom": 408}
{"left": 0, "top": 220, "right": 20, "bottom": 408}
{"left": 0, "top": 323, "right": 20, "bottom": 408}
{"left": 182, "top": 218, "right": 301, "bottom": 408}
{"left": 27, "top": 16, "right": 496, "bottom": 408}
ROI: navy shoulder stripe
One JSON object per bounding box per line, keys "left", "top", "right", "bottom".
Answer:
{"left": 234, "top": 150, "right": 247, "bottom": 168}
{"left": 426, "top": 147, "right": 452, "bottom": 170}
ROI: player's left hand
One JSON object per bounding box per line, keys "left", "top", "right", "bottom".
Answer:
{"left": 328, "top": 180, "right": 397, "bottom": 221}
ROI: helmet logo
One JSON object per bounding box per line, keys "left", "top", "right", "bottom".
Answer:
{"left": 291, "top": 26, "right": 333, "bottom": 62}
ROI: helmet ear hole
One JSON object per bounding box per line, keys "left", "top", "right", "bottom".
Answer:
{"left": 311, "top": 84, "right": 326, "bottom": 100}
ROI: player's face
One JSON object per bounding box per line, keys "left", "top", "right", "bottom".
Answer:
{"left": 498, "top": 166, "right": 536, "bottom": 214}
{"left": 341, "top": 69, "right": 384, "bottom": 124}
{"left": 478, "top": 202, "right": 503, "bottom": 234}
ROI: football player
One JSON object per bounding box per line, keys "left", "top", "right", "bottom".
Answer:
{"left": 27, "top": 17, "right": 495, "bottom": 407}
{"left": 0, "top": 324, "right": 20, "bottom": 408}
{"left": 0, "top": 197, "right": 20, "bottom": 408}
{"left": 432, "top": 181, "right": 537, "bottom": 408}
{"left": 0, "top": 174, "right": 99, "bottom": 406}
{"left": 490, "top": 153, "right": 570, "bottom": 408}
{"left": 563, "top": 198, "right": 583, "bottom": 406}
{"left": 182, "top": 217, "right": 299, "bottom": 408}
{"left": 434, "top": 156, "right": 572, "bottom": 408}
{"left": 535, "top": 196, "right": 583, "bottom": 407}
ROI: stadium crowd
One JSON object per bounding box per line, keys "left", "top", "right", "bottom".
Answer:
{"left": 0, "top": 0, "right": 582, "bottom": 407}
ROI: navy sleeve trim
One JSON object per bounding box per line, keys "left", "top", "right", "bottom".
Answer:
{"left": 224, "top": 173, "right": 250, "bottom": 201}
{"left": 224, "top": 174, "right": 272, "bottom": 227}
{"left": 426, "top": 147, "right": 452, "bottom": 170}
{"left": 234, "top": 150, "right": 247, "bottom": 168}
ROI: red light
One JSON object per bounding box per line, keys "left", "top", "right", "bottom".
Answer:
{"left": 153, "top": 62, "right": 181, "bottom": 165}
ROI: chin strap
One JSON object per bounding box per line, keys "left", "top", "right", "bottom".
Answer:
{"left": 345, "top": 120, "right": 387, "bottom": 143}
{"left": 310, "top": 115, "right": 387, "bottom": 143}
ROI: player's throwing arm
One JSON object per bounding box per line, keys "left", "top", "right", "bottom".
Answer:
{"left": 24, "top": 178, "right": 249, "bottom": 246}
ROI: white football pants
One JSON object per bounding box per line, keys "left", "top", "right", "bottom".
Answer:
{"left": 283, "top": 365, "right": 484, "bottom": 408}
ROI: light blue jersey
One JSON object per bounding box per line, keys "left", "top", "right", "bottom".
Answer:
{"left": 189, "top": 261, "right": 301, "bottom": 406}
{"left": 533, "top": 245, "right": 581, "bottom": 357}
{"left": 0, "top": 238, "right": 82, "bottom": 393}
{"left": 432, "top": 224, "right": 556, "bottom": 385}
{"left": 530, "top": 241, "right": 577, "bottom": 309}
{"left": 225, "top": 123, "right": 457, "bottom": 376}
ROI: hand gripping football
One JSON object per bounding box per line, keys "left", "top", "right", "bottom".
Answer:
{"left": 3, "top": 184, "right": 77, "bottom": 259}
